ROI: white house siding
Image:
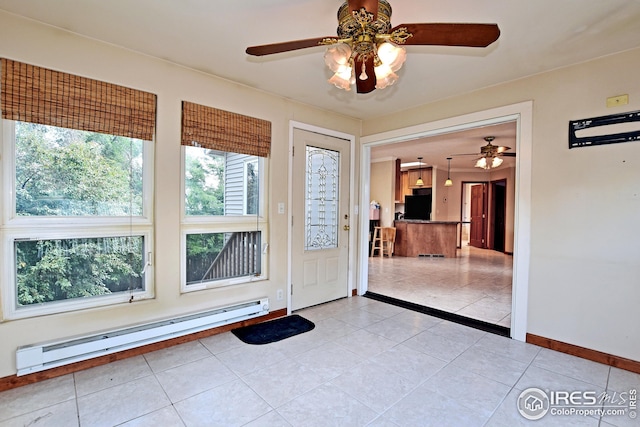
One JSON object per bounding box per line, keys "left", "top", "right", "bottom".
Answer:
{"left": 224, "top": 153, "right": 251, "bottom": 216}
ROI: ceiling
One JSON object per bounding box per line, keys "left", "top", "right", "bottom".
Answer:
{"left": 1, "top": 0, "right": 639, "bottom": 123}
{"left": 370, "top": 121, "right": 517, "bottom": 171}
{"left": 1, "top": 0, "right": 639, "bottom": 171}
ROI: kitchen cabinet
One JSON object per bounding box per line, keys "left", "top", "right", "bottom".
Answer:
{"left": 395, "top": 165, "right": 432, "bottom": 203}
{"left": 395, "top": 167, "right": 432, "bottom": 203}
{"left": 407, "top": 167, "right": 432, "bottom": 189}
{"left": 401, "top": 171, "right": 411, "bottom": 199}
{"left": 396, "top": 171, "right": 412, "bottom": 202}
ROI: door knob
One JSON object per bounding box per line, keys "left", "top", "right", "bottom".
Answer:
{"left": 343, "top": 225, "right": 350, "bottom": 231}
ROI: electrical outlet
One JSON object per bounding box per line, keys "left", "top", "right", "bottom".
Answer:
{"left": 276, "top": 289, "right": 284, "bottom": 301}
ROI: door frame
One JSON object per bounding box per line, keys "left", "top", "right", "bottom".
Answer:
{"left": 359, "top": 101, "right": 533, "bottom": 341}
{"left": 287, "top": 121, "right": 357, "bottom": 315}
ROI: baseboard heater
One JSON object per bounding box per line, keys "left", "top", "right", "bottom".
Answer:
{"left": 418, "top": 254, "right": 445, "bottom": 258}
{"left": 15, "top": 297, "right": 269, "bottom": 376}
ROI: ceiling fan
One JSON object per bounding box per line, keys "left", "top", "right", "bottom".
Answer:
{"left": 245, "top": 0, "right": 500, "bottom": 93}
{"left": 450, "top": 136, "right": 515, "bottom": 170}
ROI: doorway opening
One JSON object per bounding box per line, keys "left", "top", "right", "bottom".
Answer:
{"left": 369, "top": 152, "right": 514, "bottom": 333}
{"left": 358, "top": 101, "right": 533, "bottom": 341}
{"left": 461, "top": 179, "right": 508, "bottom": 253}
{"left": 490, "top": 179, "right": 507, "bottom": 253}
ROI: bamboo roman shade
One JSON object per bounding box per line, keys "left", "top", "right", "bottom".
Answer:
{"left": 181, "top": 101, "right": 271, "bottom": 158}
{"left": 1, "top": 58, "right": 156, "bottom": 141}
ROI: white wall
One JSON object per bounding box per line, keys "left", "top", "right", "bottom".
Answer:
{"left": 0, "top": 11, "right": 361, "bottom": 377}
{"left": 363, "top": 47, "right": 640, "bottom": 361}
{"left": 369, "top": 159, "right": 395, "bottom": 227}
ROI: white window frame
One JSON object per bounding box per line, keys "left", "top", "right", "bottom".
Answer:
{"left": 180, "top": 146, "right": 268, "bottom": 293}
{"left": 1, "top": 120, "right": 155, "bottom": 320}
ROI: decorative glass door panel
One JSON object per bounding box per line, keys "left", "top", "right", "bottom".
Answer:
{"left": 305, "top": 146, "right": 339, "bottom": 251}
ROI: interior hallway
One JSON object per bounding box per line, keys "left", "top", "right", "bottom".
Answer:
{"left": 368, "top": 246, "right": 513, "bottom": 328}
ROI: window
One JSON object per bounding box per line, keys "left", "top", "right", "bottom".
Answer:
{"left": 1, "top": 59, "right": 156, "bottom": 319}
{"left": 14, "top": 122, "right": 144, "bottom": 217}
{"left": 244, "top": 159, "right": 259, "bottom": 215}
{"left": 3, "top": 121, "right": 154, "bottom": 318}
{"left": 182, "top": 145, "right": 265, "bottom": 289}
{"left": 15, "top": 236, "right": 145, "bottom": 306}
{"left": 180, "top": 102, "right": 270, "bottom": 291}
{"left": 184, "top": 147, "right": 260, "bottom": 217}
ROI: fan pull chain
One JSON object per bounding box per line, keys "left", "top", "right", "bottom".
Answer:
{"left": 359, "top": 61, "right": 368, "bottom": 80}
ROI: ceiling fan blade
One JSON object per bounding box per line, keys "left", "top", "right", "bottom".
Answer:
{"left": 349, "top": 0, "right": 379, "bottom": 19}
{"left": 495, "top": 145, "right": 511, "bottom": 153}
{"left": 246, "top": 37, "right": 337, "bottom": 56}
{"left": 355, "top": 56, "right": 376, "bottom": 94}
{"left": 392, "top": 23, "right": 500, "bottom": 47}
{"left": 501, "top": 152, "right": 516, "bottom": 157}
{"left": 449, "top": 153, "right": 480, "bottom": 157}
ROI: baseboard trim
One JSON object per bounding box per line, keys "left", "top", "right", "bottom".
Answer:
{"left": 0, "top": 308, "right": 287, "bottom": 392}
{"left": 526, "top": 333, "right": 640, "bottom": 374}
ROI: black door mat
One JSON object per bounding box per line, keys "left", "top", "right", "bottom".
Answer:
{"left": 232, "top": 314, "right": 315, "bottom": 345}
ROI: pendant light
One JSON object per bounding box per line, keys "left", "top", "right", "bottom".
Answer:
{"left": 415, "top": 157, "right": 424, "bottom": 187}
{"left": 444, "top": 157, "right": 453, "bottom": 187}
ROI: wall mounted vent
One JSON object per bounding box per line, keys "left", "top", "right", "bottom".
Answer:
{"left": 16, "top": 298, "right": 269, "bottom": 376}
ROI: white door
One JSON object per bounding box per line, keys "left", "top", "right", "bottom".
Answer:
{"left": 291, "top": 128, "right": 350, "bottom": 310}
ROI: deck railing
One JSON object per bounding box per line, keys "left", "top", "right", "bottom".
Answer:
{"left": 200, "top": 231, "right": 261, "bottom": 281}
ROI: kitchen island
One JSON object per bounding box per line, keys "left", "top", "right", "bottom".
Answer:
{"left": 394, "top": 220, "right": 459, "bottom": 258}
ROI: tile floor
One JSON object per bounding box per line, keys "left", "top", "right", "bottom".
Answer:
{"left": 1, "top": 297, "right": 638, "bottom": 426}
{"left": 368, "top": 245, "right": 513, "bottom": 327}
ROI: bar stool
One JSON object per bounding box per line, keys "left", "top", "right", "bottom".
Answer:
{"left": 371, "top": 227, "right": 396, "bottom": 257}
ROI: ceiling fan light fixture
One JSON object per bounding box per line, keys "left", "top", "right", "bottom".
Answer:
{"left": 377, "top": 42, "right": 406, "bottom": 72}
{"left": 246, "top": 1, "right": 500, "bottom": 95}
{"left": 328, "top": 67, "right": 353, "bottom": 91}
{"left": 472, "top": 136, "right": 508, "bottom": 169}
{"left": 374, "top": 65, "right": 398, "bottom": 89}
{"left": 323, "top": 43, "right": 352, "bottom": 72}
{"left": 325, "top": 40, "right": 406, "bottom": 91}
{"left": 322, "top": 2, "right": 411, "bottom": 92}
{"left": 474, "top": 155, "right": 503, "bottom": 170}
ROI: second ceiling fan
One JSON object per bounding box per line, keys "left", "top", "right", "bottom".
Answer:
{"left": 246, "top": 0, "right": 500, "bottom": 93}
{"left": 450, "top": 136, "right": 516, "bottom": 170}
